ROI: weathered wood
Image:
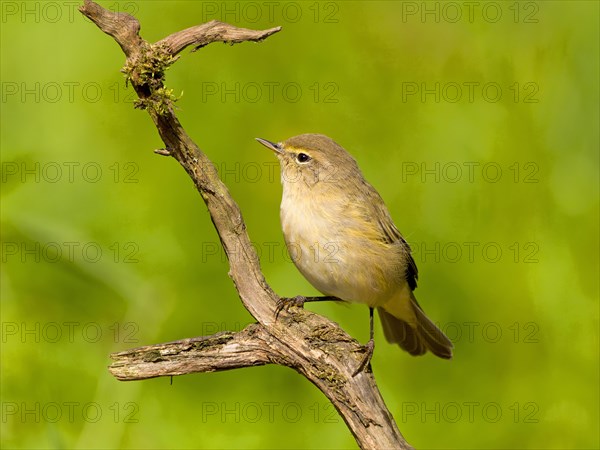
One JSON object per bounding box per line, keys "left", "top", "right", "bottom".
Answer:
{"left": 80, "top": 1, "right": 410, "bottom": 448}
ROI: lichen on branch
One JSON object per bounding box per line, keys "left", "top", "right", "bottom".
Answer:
{"left": 79, "top": 0, "right": 411, "bottom": 448}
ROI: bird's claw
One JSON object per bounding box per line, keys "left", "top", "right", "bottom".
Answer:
{"left": 352, "top": 339, "right": 375, "bottom": 377}
{"left": 275, "top": 295, "right": 306, "bottom": 319}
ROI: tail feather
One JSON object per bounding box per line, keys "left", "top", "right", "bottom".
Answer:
{"left": 379, "top": 307, "right": 427, "bottom": 356}
{"left": 378, "top": 295, "right": 453, "bottom": 359}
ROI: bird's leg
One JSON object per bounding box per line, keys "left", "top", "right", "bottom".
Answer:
{"left": 275, "top": 295, "right": 341, "bottom": 319}
{"left": 353, "top": 307, "right": 375, "bottom": 376}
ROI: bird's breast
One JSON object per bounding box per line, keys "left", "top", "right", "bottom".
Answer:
{"left": 280, "top": 188, "right": 403, "bottom": 306}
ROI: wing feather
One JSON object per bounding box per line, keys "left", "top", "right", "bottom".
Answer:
{"left": 359, "top": 180, "right": 419, "bottom": 291}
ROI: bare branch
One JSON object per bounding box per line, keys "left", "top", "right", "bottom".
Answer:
{"left": 80, "top": 1, "right": 412, "bottom": 448}
{"left": 80, "top": 0, "right": 142, "bottom": 56}
{"left": 109, "top": 325, "right": 272, "bottom": 381}
{"left": 157, "top": 21, "right": 283, "bottom": 55}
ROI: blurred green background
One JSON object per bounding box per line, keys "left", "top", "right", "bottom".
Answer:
{"left": 1, "top": 1, "right": 598, "bottom": 448}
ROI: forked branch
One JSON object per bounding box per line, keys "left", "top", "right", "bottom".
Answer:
{"left": 80, "top": 1, "right": 410, "bottom": 448}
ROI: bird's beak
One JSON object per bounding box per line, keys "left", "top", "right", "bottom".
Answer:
{"left": 255, "top": 137, "right": 283, "bottom": 154}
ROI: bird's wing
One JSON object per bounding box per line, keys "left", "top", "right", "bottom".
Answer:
{"left": 362, "top": 180, "right": 419, "bottom": 291}
{"left": 402, "top": 239, "right": 419, "bottom": 290}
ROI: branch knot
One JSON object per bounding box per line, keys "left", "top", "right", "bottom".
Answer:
{"left": 80, "top": 1, "right": 410, "bottom": 447}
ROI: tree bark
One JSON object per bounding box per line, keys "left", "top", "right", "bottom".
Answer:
{"left": 79, "top": 1, "right": 411, "bottom": 448}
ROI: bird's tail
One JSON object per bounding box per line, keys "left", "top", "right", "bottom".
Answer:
{"left": 378, "top": 294, "right": 453, "bottom": 359}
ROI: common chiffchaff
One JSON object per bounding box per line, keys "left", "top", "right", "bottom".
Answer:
{"left": 256, "top": 134, "right": 453, "bottom": 367}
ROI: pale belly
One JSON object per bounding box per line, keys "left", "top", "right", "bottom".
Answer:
{"left": 280, "top": 194, "right": 404, "bottom": 307}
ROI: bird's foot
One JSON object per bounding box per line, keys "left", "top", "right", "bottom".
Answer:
{"left": 275, "top": 295, "right": 307, "bottom": 319}
{"left": 352, "top": 339, "right": 375, "bottom": 377}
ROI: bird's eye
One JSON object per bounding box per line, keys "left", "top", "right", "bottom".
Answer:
{"left": 296, "top": 153, "right": 311, "bottom": 163}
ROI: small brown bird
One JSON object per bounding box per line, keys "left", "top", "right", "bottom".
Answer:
{"left": 257, "top": 134, "right": 453, "bottom": 372}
